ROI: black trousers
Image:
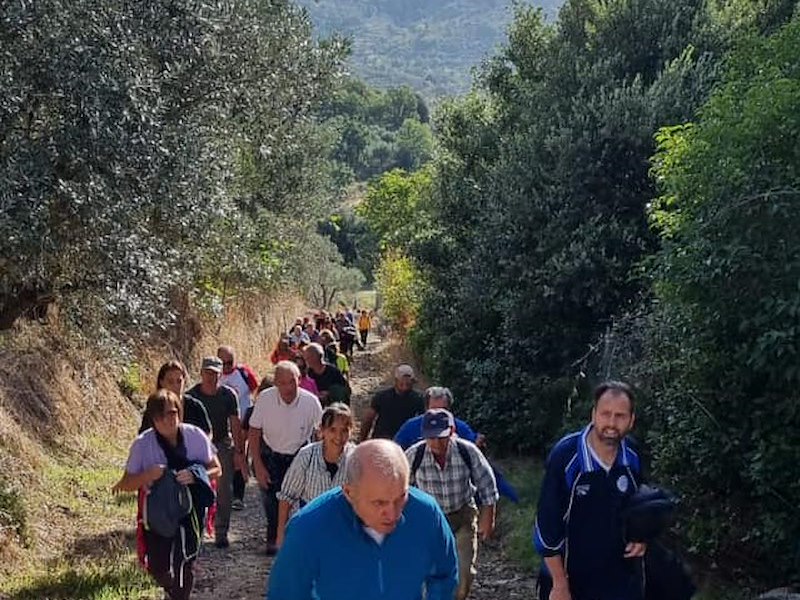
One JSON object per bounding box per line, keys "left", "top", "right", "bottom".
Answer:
{"left": 233, "top": 469, "right": 245, "bottom": 501}
{"left": 145, "top": 529, "right": 193, "bottom": 600}
{"left": 259, "top": 450, "right": 296, "bottom": 544}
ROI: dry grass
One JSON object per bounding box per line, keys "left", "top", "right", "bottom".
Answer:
{"left": 0, "top": 293, "right": 310, "bottom": 596}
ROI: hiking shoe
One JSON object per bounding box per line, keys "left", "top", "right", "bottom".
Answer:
{"left": 215, "top": 537, "right": 229, "bottom": 549}
{"left": 231, "top": 499, "right": 245, "bottom": 511}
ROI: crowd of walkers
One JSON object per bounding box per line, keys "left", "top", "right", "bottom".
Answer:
{"left": 113, "top": 307, "right": 679, "bottom": 600}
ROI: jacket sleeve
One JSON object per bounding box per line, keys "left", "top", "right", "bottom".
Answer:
{"left": 266, "top": 518, "right": 315, "bottom": 600}
{"left": 394, "top": 418, "right": 415, "bottom": 449}
{"left": 533, "top": 447, "right": 569, "bottom": 557}
{"left": 425, "top": 503, "right": 459, "bottom": 600}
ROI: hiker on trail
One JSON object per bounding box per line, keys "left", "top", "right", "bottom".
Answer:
{"left": 534, "top": 380, "right": 645, "bottom": 600}
{"left": 395, "top": 387, "right": 519, "bottom": 504}
{"left": 335, "top": 312, "right": 358, "bottom": 359}
{"left": 394, "top": 386, "right": 484, "bottom": 450}
{"left": 304, "top": 321, "right": 320, "bottom": 344}
{"left": 288, "top": 324, "right": 311, "bottom": 347}
{"left": 360, "top": 364, "right": 425, "bottom": 441}
{"left": 267, "top": 439, "right": 458, "bottom": 600}
{"left": 274, "top": 403, "right": 355, "bottom": 548}
{"left": 407, "top": 409, "right": 498, "bottom": 600}
{"left": 217, "top": 345, "right": 259, "bottom": 511}
{"left": 293, "top": 353, "right": 320, "bottom": 397}
{"left": 139, "top": 360, "right": 211, "bottom": 436}
{"left": 357, "top": 309, "right": 372, "bottom": 348}
{"left": 270, "top": 335, "right": 297, "bottom": 364}
{"left": 113, "top": 390, "right": 220, "bottom": 600}
{"left": 186, "top": 356, "right": 244, "bottom": 549}
{"left": 303, "top": 342, "right": 351, "bottom": 406}
{"left": 248, "top": 361, "right": 323, "bottom": 556}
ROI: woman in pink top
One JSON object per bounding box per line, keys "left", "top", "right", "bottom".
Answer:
{"left": 294, "top": 353, "right": 320, "bottom": 397}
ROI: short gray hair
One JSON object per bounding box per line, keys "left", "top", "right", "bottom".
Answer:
{"left": 424, "top": 386, "right": 454, "bottom": 407}
{"left": 274, "top": 360, "right": 301, "bottom": 379}
{"left": 345, "top": 440, "right": 409, "bottom": 486}
{"left": 305, "top": 342, "right": 325, "bottom": 360}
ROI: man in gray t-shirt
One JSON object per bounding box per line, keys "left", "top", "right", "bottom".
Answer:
{"left": 186, "top": 356, "right": 243, "bottom": 548}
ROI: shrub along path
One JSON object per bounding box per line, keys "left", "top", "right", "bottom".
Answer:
{"left": 191, "top": 332, "right": 536, "bottom": 599}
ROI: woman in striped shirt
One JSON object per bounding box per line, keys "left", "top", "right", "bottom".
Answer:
{"left": 275, "top": 403, "right": 355, "bottom": 547}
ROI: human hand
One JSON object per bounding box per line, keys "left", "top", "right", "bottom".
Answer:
{"left": 147, "top": 465, "right": 166, "bottom": 485}
{"left": 475, "top": 434, "right": 487, "bottom": 449}
{"left": 175, "top": 469, "right": 195, "bottom": 486}
{"left": 477, "top": 512, "right": 495, "bottom": 541}
{"left": 255, "top": 465, "right": 271, "bottom": 489}
{"left": 624, "top": 541, "right": 647, "bottom": 558}
{"left": 549, "top": 582, "right": 571, "bottom": 600}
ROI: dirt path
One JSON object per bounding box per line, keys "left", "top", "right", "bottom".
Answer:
{"left": 191, "top": 333, "right": 536, "bottom": 599}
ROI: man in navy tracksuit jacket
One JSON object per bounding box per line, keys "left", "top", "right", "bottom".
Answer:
{"left": 534, "top": 381, "right": 646, "bottom": 600}
{"left": 267, "top": 439, "right": 458, "bottom": 600}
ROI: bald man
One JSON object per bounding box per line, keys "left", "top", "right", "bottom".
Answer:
{"left": 267, "top": 440, "right": 458, "bottom": 600}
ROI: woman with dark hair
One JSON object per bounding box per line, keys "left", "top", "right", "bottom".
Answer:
{"left": 114, "top": 390, "right": 221, "bottom": 600}
{"left": 139, "top": 360, "right": 211, "bottom": 435}
{"left": 274, "top": 403, "right": 354, "bottom": 547}
{"left": 294, "top": 353, "right": 320, "bottom": 397}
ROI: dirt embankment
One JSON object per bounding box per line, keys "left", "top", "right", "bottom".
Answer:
{"left": 0, "top": 294, "right": 306, "bottom": 580}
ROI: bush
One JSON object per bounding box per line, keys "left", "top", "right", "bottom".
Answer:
{"left": 0, "top": 476, "right": 28, "bottom": 546}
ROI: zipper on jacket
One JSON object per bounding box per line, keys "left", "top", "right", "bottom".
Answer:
{"left": 378, "top": 557, "right": 384, "bottom": 594}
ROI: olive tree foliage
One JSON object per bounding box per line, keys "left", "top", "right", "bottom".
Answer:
{"left": 0, "top": 0, "right": 347, "bottom": 332}
{"left": 640, "top": 16, "right": 800, "bottom": 580}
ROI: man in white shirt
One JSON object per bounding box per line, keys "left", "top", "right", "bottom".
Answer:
{"left": 248, "top": 360, "right": 322, "bottom": 555}
{"left": 217, "top": 345, "right": 259, "bottom": 510}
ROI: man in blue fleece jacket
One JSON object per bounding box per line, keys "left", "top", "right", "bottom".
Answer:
{"left": 267, "top": 439, "right": 458, "bottom": 600}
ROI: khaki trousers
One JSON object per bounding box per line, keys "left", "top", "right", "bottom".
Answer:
{"left": 446, "top": 504, "right": 479, "bottom": 600}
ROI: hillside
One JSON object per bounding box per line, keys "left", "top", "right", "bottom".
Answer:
{"left": 296, "top": 0, "right": 563, "bottom": 97}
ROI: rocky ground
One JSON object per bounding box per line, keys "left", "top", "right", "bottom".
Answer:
{"left": 191, "top": 333, "right": 537, "bottom": 599}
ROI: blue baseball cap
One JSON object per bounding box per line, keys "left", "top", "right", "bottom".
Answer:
{"left": 421, "top": 409, "right": 455, "bottom": 439}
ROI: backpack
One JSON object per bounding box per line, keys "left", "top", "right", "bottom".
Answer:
{"left": 410, "top": 438, "right": 474, "bottom": 484}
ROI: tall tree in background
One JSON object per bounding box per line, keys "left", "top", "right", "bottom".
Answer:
{"left": 0, "top": 0, "right": 347, "bottom": 332}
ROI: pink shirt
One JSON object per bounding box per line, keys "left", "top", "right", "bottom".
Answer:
{"left": 299, "top": 375, "right": 319, "bottom": 397}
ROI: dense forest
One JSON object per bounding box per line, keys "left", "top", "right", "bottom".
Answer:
{"left": 357, "top": 0, "right": 800, "bottom": 589}
{"left": 296, "top": 0, "right": 563, "bottom": 96}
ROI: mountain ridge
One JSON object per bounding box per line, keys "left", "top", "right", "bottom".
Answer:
{"left": 297, "top": 0, "right": 563, "bottom": 97}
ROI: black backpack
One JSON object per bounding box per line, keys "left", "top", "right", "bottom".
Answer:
{"left": 409, "top": 438, "right": 474, "bottom": 484}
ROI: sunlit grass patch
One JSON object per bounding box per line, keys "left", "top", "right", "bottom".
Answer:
{"left": 5, "top": 560, "right": 160, "bottom": 600}
{"left": 493, "top": 456, "right": 543, "bottom": 573}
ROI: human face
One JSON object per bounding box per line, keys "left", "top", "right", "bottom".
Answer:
{"left": 303, "top": 347, "right": 321, "bottom": 369}
{"left": 344, "top": 472, "right": 408, "bottom": 535}
{"left": 200, "top": 368, "right": 220, "bottom": 390}
{"left": 426, "top": 434, "right": 452, "bottom": 459}
{"left": 395, "top": 376, "right": 413, "bottom": 393}
{"left": 153, "top": 406, "right": 180, "bottom": 440}
{"left": 160, "top": 368, "right": 185, "bottom": 397}
{"left": 591, "top": 391, "right": 635, "bottom": 448}
{"left": 321, "top": 415, "right": 351, "bottom": 455}
{"left": 274, "top": 368, "right": 299, "bottom": 403}
{"left": 217, "top": 350, "right": 234, "bottom": 374}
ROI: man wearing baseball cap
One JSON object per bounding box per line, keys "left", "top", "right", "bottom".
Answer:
{"left": 186, "top": 356, "right": 243, "bottom": 548}
{"left": 406, "top": 409, "right": 499, "bottom": 600}
{"left": 359, "top": 364, "right": 425, "bottom": 441}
